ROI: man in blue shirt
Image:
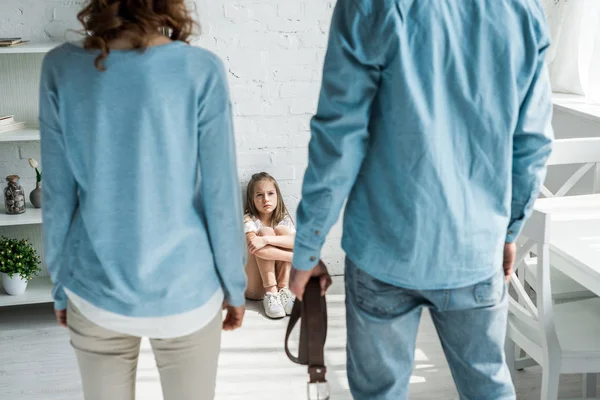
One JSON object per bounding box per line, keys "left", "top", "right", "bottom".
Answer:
{"left": 290, "top": 0, "right": 553, "bottom": 398}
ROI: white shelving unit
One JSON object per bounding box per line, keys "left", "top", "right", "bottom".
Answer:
{"left": 0, "top": 203, "right": 45, "bottom": 307}
{"left": 0, "top": 200, "right": 45, "bottom": 306}
{"left": 0, "top": 45, "right": 52, "bottom": 306}
{"left": 0, "top": 42, "right": 61, "bottom": 54}
{"left": 0, "top": 276, "right": 52, "bottom": 306}
{"left": 0, "top": 128, "right": 40, "bottom": 142}
{"left": 0, "top": 204, "right": 42, "bottom": 226}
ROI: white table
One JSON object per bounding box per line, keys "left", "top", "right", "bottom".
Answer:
{"left": 534, "top": 194, "right": 600, "bottom": 296}
{"left": 553, "top": 93, "right": 600, "bottom": 126}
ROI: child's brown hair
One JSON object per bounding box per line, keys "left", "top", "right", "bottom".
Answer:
{"left": 244, "top": 172, "right": 291, "bottom": 227}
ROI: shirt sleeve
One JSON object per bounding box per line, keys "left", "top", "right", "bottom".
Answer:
{"left": 278, "top": 215, "right": 296, "bottom": 233}
{"left": 197, "top": 57, "right": 247, "bottom": 307}
{"left": 244, "top": 215, "right": 259, "bottom": 234}
{"left": 293, "top": 0, "right": 384, "bottom": 270}
{"left": 506, "top": 8, "right": 554, "bottom": 243}
{"left": 39, "top": 55, "right": 79, "bottom": 311}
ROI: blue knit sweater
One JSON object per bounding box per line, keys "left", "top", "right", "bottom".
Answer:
{"left": 40, "top": 42, "right": 247, "bottom": 315}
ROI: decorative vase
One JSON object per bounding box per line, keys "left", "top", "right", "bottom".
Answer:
{"left": 4, "top": 175, "right": 26, "bottom": 215}
{"left": 30, "top": 182, "right": 42, "bottom": 208}
{"left": 1, "top": 272, "right": 28, "bottom": 295}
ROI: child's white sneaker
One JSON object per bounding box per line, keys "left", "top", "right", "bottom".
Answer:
{"left": 279, "top": 287, "right": 295, "bottom": 315}
{"left": 263, "top": 292, "right": 285, "bottom": 319}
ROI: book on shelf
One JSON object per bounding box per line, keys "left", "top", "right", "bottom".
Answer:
{"left": 0, "top": 115, "right": 15, "bottom": 126}
{"left": 0, "top": 38, "right": 30, "bottom": 47}
{"left": 0, "top": 116, "right": 25, "bottom": 133}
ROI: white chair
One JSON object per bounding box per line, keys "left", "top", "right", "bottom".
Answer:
{"left": 521, "top": 254, "right": 594, "bottom": 303}
{"left": 523, "top": 138, "right": 600, "bottom": 302}
{"left": 505, "top": 210, "right": 600, "bottom": 400}
{"left": 512, "top": 138, "right": 600, "bottom": 390}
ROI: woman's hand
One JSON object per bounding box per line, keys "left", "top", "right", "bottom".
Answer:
{"left": 222, "top": 302, "right": 245, "bottom": 331}
{"left": 248, "top": 236, "right": 268, "bottom": 254}
{"left": 55, "top": 309, "right": 67, "bottom": 328}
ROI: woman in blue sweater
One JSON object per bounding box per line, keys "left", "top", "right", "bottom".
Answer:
{"left": 39, "top": 1, "right": 246, "bottom": 399}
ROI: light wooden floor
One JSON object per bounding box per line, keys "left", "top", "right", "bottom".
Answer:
{"left": 0, "top": 279, "right": 596, "bottom": 400}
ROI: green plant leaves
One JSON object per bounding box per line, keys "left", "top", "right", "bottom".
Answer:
{"left": 0, "top": 237, "right": 41, "bottom": 281}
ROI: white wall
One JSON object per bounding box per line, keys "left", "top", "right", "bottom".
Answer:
{"left": 0, "top": 0, "right": 345, "bottom": 275}
{"left": 3, "top": 1, "right": 597, "bottom": 279}
{"left": 194, "top": 0, "right": 343, "bottom": 272}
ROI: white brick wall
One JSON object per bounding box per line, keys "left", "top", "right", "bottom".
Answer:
{"left": 0, "top": 0, "right": 345, "bottom": 273}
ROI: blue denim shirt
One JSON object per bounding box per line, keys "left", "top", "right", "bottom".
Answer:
{"left": 293, "top": 0, "right": 553, "bottom": 289}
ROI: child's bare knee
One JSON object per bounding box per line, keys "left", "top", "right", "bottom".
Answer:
{"left": 258, "top": 227, "right": 276, "bottom": 237}
{"left": 274, "top": 226, "right": 292, "bottom": 236}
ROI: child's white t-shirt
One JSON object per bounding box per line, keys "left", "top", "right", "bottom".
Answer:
{"left": 244, "top": 214, "right": 296, "bottom": 234}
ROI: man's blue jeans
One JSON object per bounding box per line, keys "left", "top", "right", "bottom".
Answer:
{"left": 345, "top": 258, "right": 516, "bottom": 400}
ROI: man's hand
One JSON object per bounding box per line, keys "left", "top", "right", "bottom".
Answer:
{"left": 503, "top": 242, "right": 517, "bottom": 283}
{"left": 290, "top": 260, "right": 332, "bottom": 301}
{"left": 222, "top": 303, "right": 245, "bottom": 331}
{"left": 55, "top": 309, "right": 67, "bottom": 328}
{"left": 248, "top": 236, "right": 268, "bottom": 254}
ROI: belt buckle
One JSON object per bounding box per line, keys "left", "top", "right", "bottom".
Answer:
{"left": 307, "top": 381, "right": 330, "bottom": 400}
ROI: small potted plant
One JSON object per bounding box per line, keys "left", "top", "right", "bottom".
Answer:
{"left": 0, "top": 237, "right": 41, "bottom": 295}
{"left": 28, "top": 158, "right": 42, "bottom": 208}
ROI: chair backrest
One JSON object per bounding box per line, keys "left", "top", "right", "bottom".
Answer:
{"left": 542, "top": 138, "right": 600, "bottom": 197}
{"left": 508, "top": 211, "right": 561, "bottom": 356}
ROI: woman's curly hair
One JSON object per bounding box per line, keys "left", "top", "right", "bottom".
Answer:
{"left": 77, "top": 0, "right": 197, "bottom": 71}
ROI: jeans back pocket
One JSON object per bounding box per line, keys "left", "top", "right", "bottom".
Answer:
{"left": 347, "top": 258, "right": 418, "bottom": 319}
{"left": 473, "top": 271, "right": 505, "bottom": 306}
